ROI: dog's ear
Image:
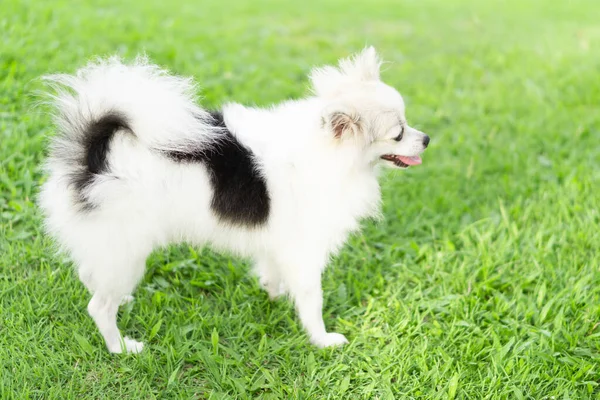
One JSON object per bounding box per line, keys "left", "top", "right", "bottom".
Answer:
{"left": 310, "top": 47, "right": 382, "bottom": 97}
{"left": 309, "top": 66, "right": 345, "bottom": 97}
{"left": 323, "top": 107, "right": 361, "bottom": 139}
{"left": 339, "top": 46, "right": 382, "bottom": 81}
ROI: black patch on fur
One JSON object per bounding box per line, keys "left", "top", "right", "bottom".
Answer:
{"left": 72, "top": 112, "right": 129, "bottom": 209}
{"left": 167, "top": 111, "right": 270, "bottom": 227}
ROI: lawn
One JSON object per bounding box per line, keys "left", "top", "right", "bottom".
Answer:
{"left": 1, "top": 0, "right": 600, "bottom": 398}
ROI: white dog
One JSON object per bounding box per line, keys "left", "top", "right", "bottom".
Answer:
{"left": 39, "top": 47, "right": 429, "bottom": 353}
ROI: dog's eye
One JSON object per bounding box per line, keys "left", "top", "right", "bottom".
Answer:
{"left": 393, "top": 126, "right": 404, "bottom": 141}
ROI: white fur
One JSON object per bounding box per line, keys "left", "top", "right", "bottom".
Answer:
{"left": 39, "top": 47, "right": 429, "bottom": 353}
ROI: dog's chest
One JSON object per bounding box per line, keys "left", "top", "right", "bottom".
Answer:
{"left": 296, "top": 172, "right": 381, "bottom": 251}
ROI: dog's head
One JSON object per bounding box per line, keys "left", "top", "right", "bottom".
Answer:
{"left": 311, "top": 47, "right": 429, "bottom": 169}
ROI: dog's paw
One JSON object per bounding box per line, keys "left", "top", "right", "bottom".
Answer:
{"left": 260, "top": 277, "right": 285, "bottom": 300}
{"left": 109, "top": 337, "right": 144, "bottom": 354}
{"left": 122, "top": 337, "right": 144, "bottom": 353}
{"left": 120, "top": 295, "right": 134, "bottom": 306}
{"left": 311, "top": 332, "right": 349, "bottom": 348}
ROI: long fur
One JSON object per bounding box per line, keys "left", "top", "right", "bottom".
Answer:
{"left": 38, "top": 47, "right": 430, "bottom": 352}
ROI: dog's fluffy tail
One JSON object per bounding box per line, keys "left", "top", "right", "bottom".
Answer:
{"left": 43, "top": 55, "right": 215, "bottom": 167}
{"left": 40, "top": 56, "right": 218, "bottom": 211}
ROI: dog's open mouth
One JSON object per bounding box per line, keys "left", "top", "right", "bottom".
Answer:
{"left": 380, "top": 155, "right": 422, "bottom": 168}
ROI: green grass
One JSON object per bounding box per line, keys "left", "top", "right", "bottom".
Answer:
{"left": 2, "top": 0, "right": 600, "bottom": 398}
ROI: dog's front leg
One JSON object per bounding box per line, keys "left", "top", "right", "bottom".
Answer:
{"left": 254, "top": 257, "right": 285, "bottom": 299}
{"left": 282, "top": 258, "right": 348, "bottom": 348}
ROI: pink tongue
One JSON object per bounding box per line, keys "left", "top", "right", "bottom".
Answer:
{"left": 398, "top": 155, "right": 422, "bottom": 166}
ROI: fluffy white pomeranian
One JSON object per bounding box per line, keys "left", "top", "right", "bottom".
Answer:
{"left": 39, "top": 47, "right": 430, "bottom": 353}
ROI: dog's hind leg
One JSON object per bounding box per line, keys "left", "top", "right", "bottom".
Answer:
{"left": 79, "top": 253, "right": 148, "bottom": 354}
{"left": 87, "top": 292, "right": 144, "bottom": 353}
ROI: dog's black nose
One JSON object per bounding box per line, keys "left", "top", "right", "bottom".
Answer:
{"left": 422, "top": 135, "right": 430, "bottom": 148}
